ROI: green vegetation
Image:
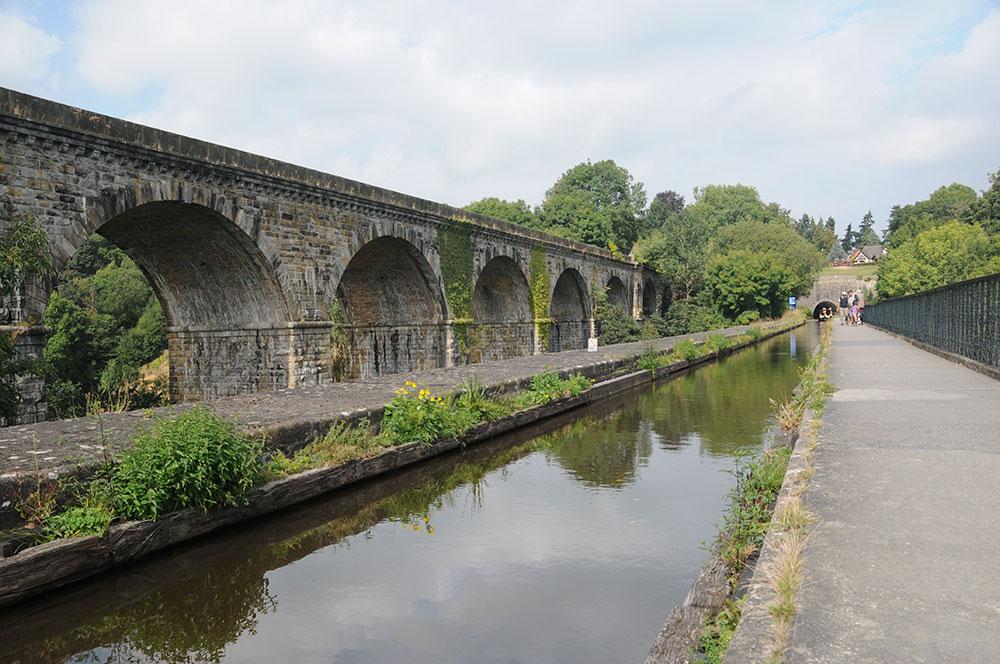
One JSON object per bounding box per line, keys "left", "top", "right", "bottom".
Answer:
{"left": 0, "top": 210, "right": 53, "bottom": 420}
{"left": 877, "top": 220, "right": 1000, "bottom": 298}
{"left": 716, "top": 446, "right": 792, "bottom": 575}
{"left": 43, "top": 234, "right": 168, "bottom": 418}
{"left": 529, "top": 246, "right": 552, "bottom": 348}
{"left": 114, "top": 407, "right": 265, "bottom": 521}
{"left": 437, "top": 222, "right": 474, "bottom": 320}
{"left": 699, "top": 599, "right": 743, "bottom": 664}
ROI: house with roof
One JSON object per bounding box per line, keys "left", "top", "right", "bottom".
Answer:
{"left": 848, "top": 245, "right": 884, "bottom": 264}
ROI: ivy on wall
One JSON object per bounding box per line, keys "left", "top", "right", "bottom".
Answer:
{"left": 438, "top": 222, "right": 474, "bottom": 321}
{"left": 530, "top": 246, "right": 553, "bottom": 350}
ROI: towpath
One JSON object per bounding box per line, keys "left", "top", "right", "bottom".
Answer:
{"left": 785, "top": 323, "right": 1000, "bottom": 662}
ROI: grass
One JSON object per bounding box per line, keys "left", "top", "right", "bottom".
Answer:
{"left": 818, "top": 264, "right": 878, "bottom": 278}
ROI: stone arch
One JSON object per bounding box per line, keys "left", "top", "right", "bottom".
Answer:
{"left": 661, "top": 288, "right": 673, "bottom": 315}
{"left": 467, "top": 256, "right": 534, "bottom": 363}
{"left": 335, "top": 235, "right": 446, "bottom": 377}
{"left": 607, "top": 276, "right": 629, "bottom": 312}
{"left": 812, "top": 300, "right": 838, "bottom": 320}
{"left": 549, "top": 268, "right": 591, "bottom": 352}
{"left": 87, "top": 200, "right": 294, "bottom": 402}
{"left": 642, "top": 278, "right": 657, "bottom": 317}
{"left": 95, "top": 201, "right": 291, "bottom": 329}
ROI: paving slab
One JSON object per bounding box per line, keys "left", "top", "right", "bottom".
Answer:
{"left": 787, "top": 323, "right": 1000, "bottom": 663}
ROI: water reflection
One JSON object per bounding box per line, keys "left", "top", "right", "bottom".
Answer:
{"left": 1, "top": 325, "right": 818, "bottom": 664}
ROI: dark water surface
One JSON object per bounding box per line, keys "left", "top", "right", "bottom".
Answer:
{"left": 2, "top": 324, "right": 819, "bottom": 664}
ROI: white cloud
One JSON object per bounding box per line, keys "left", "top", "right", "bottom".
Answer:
{"left": 0, "top": 9, "right": 61, "bottom": 92}
{"left": 39, "top": 1, "right": 1000, "bottom": 232}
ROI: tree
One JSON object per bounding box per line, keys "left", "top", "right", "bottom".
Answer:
{"left": 711, "top": 221, "right": 823, "bottom": 297}
{"left": 641, "top": 190, "right": 685, "bottom": 239}
{"left": 877, "top": 221, "right": 1000, "bottom": 298}
{"left": 544, "top": 160, "right": 647, "bottom": 250}
{"left": 966, "top": 167, "right": 1000, "bottom": 236}
{"left": 707, "top": 250, "right": 799, "bottom": 322}
{"left": 811, "top": 225, "right": 839, "bottom": 255}
{"left": 856, "top": 227, "right": 881, "bottom": 248}
{"left": 827, "top": 244, "right": 848, "bottom": 263}
{"left": 841, "top": 223, "right": 855, "bottom": 252}
{"left": 536, "top": 193, "right": 614, "bottom": 248}
{"left": 1, "top": 211, "right": 52, "bottom": 420}
{"left": 884, "top": 183, "right": 979, "bottom": 246}
{"left": 634, "top": 211, "right": 709, "bottom": 302}
{"left": 464, "top": 197, "right": 539, "bottom": 229}
{"left": 688, "top": 184, "right": 772, "bottom": 230}
{"left": 859, "top": 210, "right": 876, "bottom": 238}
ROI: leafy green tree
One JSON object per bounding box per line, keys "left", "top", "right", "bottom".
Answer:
{"left": 811, "top": 225, "right": 839, "bottom": 255}
{"left": 1, "top": 211, "right": 52, "bottom": 420}
{"left": 544, "top": 160, "right": 647, "bottom": 250}
{"left": 711, "top": 221, "right": 823, "bottom": 297}
{"left": 42, "top": 234, "right": 168, "bottom": 417}
{"left": 856, "top": 227, "right": 881, "bottom": 248}
{"left": 877, "top": 221, "right": 1000, "bottom": 298}
{"left": 966, "top": 167, "right": 1000, "bottom": 236}
{"left": 688, "top": 184, "right": 772, "bottom": 230}
{"left": 827, "top": 244, "right": 848, "bottom": 263}
{"left": 463, "top": 197, "right": 539, "bottom": 228}
{"left": 634, "top": 209, "right": 710, "bottom": 301}
{"left": 706, "top": 250, "right": 798, "bottom": 322}
{"left": 640, "top": 190, "right": 686, "bottom": 239}
{"left": 841, "top": 223, "right": 855, "bottom": 252}
{"left": 537, "top": 193, "right": 614, "bottom": 248}
{"left": 885, "top": 183, "right": 979, "bottom": 247}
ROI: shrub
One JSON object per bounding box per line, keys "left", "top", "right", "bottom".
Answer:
{"left": 674, "top": 338, "right": 700, "bottom": 361}
{"left": 747, "top": 326, "right": 762, "bottom": 340}
{"left": 707, "top": 333, "right": 731, "bottom": 352}
{"left": 637, "top": 344, "right": 667, "bottom": 371}
{"left": 268, "top": 419, "right": 382, "bottom": 479}
{"left": 380, "top": 381, "right": 475, "bottom": 446}
{"left": 114, "top": 407, "right": 265, "bottom": 520}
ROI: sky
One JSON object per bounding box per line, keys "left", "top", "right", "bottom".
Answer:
{"left": 1, "top": 0, "right": 999, "bottom": 238}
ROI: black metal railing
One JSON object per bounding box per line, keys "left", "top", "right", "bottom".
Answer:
{"left": 864, "top": 272, "right": 1000, "bottom": 369}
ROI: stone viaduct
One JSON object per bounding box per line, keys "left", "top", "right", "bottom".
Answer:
{"left": 0, "top": 88, "right": 666, "bottom": 423}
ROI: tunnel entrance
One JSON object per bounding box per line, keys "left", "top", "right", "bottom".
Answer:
{"left": 812, "top": 301, "right": 838, "bottom": 320}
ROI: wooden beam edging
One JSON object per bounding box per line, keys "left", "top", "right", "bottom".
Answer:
{"left": 0, "top": 319, "right": 805, "bottom": 610}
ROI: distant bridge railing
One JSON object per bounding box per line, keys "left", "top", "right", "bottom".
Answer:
{"left": 865, "top": 272, "right": 1000, "bottom": 370}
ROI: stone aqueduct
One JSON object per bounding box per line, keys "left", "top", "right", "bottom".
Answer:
{"left": 0, "top": 88, "right": 663, "bottom": 422}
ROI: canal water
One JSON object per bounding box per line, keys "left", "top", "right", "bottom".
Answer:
{"left": 1, "top": 324, "right": 819, "bottom": 664}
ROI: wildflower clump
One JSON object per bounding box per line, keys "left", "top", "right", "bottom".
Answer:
{"left": 380, "top": 381, "right": 475, "bottom": 446}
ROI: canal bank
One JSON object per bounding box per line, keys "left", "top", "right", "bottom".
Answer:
{"left": 0, "top": 319, "right": 804, "bottom": 610}
{"left": 1, "top": 322, "right": 819, "bottom": 663}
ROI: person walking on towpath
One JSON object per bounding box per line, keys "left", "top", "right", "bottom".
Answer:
{"left": 839, "top": 291, "right": 849, "bottom": 325}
